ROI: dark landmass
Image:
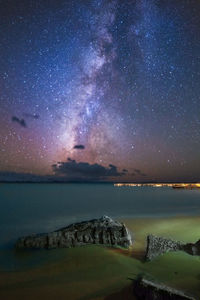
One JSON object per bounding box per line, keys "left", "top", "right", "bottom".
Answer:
{"left": 1, "top": 180, "right": 200, "bottom": 184}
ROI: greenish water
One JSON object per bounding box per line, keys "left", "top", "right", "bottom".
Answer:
{"left": 0, "top": 184, "right": 200, "bottom": 299}
{"left": 0, "top": 183, "right": 200, "bottom": 272}
{"left": 0, "top": 217, "right": 200, "bottom": 299}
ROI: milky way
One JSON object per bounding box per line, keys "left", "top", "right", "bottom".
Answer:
{"left": 0, "top": 0, "right": 200, "bottom": 182}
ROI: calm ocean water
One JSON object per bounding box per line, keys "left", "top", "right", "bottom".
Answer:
{"left": 0, "top": 183, "right": 200, "bottom": 270}
{"left": 1, "top": 183, "right": 200, "bottom": 246}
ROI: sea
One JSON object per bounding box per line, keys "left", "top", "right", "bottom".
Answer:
{"left": 0, "top": 183, "right": 200, "bottom": 270}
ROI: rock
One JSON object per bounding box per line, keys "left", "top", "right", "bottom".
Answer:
{"left": 146, "top": 234, "right": 200, "bottom": 261}
{"left": 145, "top": 235, "right": 183, "bottom": 261}
{"left": 182, "top": 239, "right": 200, "bottom": 256}
{"left": 134, "top": 277, "right": 196, "bottom": 300}
{"left": 16, "top": 216, "right": 132, "bottom": 249}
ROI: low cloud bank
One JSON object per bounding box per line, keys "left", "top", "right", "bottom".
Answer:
{"left": 52, "top": 158, "right": 127, "bottom": 180}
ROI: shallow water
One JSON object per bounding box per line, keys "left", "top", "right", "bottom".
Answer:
{"left": 0, "top": 183, "right": 200, "bottom": 271}
{"left": 1, "top": 183, "right": 200, "bottom": 247}
{"left": 0, "top": 217, "right": 200, "bottom": 299}
{"left": 0, "top": 183, "right": 200, "bottom": 298}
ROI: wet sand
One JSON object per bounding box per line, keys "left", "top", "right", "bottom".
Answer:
{"left": 0, "top": 216, "right": 200, "bottom": 299}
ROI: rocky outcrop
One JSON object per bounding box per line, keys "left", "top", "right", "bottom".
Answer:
{"left": 134, "top": 277, "right": 196, "bottom": 300}
{"left": 16, "top": 216, "right": 132, "bottom": 249}
{"left": 146, "top": 235, "right": 183, "bottom": 261}
{"left": 146, "top": 234, "right": 200, "bottom": 261}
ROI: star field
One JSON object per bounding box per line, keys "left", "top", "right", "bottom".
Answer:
{"left": 0, "top": 0, "right": 200, "bottom": 182}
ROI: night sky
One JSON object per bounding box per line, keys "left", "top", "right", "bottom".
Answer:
{"left": 0, "top": 0, "right": 200, "bottom": 182}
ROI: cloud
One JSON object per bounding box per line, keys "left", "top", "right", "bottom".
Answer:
{"left": 0, "top": 164, "right": 149, "bottom": 183}
{"left": 73, "top": 144, "right": 85, "bottom": 150}
{"left": 134, "top": 169, "right": 147, "bottom": 177}
{"left": 0, "top": 167, "right": 124, "bottom": 183}
{"left": 52, "top": 158, "right": 126, "bottom": 180}
{"left": 12, "top": 116, "right": 27, "bottom": 128}
{"left": 24, "top": 113, "right": 39, "bottom": 119}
